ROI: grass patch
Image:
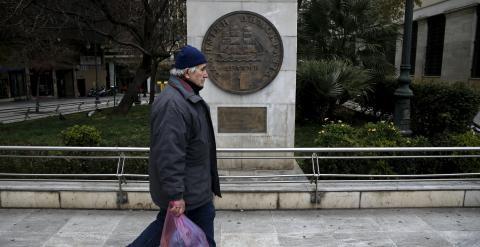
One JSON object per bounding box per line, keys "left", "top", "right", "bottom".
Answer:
{"left": 0, "top": 105, "right": 151, "bottom": 146}
{"left": 3, "top": 105, "right": 326, "bottom": 148}
{"left": 1, "top": 105, "right": 361, "bottom": 148}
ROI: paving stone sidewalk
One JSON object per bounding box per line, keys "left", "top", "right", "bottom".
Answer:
{"left": 0, "top": 94, "right": 152, "bottom": 123}
{"left": 0, "top": 208, "right": 479, "bottom": 246}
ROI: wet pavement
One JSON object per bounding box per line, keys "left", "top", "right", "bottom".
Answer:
{"left": 0, "top": 207, "right": 479, "bottom": 246}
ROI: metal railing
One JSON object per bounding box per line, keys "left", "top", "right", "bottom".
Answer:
{"left": 0, "top": 96, "right": 127, "bottom": 124}
{"left": 1, "top": 146, "right": 480, "bottom": 180}
{"left": 1, "top": 146, "right": 480, "bottom": 202}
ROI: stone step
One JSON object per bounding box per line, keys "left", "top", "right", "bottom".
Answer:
{"left": 218, "top": 162, "right": 309, "bottom": 183}
{"left": 0, "top": 179, "right": 479, "bottom": 210}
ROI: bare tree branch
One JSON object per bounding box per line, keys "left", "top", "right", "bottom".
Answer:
{"left": 88, "top": 25, "right": 150, "bottom": 55}
{"left": 2, "top": 0, "right": 186, "bottom": 113}
{"left": 93, "top": 0, "right": 144, "bottom": 44}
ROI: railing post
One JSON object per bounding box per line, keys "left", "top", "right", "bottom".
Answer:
{"left": 310, "top": 153, "right": 320, "bottom": 204}
{"left": 116, "top": 152, "right": 128, "bottom": 207}
{"left": 25, "top": 108, "right": 30, "bottom": 120}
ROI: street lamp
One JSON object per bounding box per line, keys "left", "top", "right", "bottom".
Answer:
{"left": 394, "top": 0, "right": 414, "bottom": 135}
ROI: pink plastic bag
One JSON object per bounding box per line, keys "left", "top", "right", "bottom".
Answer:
{"left": 160, "top": 209, "right": 209, "bottom": 247}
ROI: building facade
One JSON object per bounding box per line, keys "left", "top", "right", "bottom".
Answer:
{"left": 0, "top": 48, "right": 113, "bottom": 102}
{"left": 396, "top": 0, "right": 480, "bottom": 89}
{"left": 0, "top": 68, "right": 28, "bottom": 101}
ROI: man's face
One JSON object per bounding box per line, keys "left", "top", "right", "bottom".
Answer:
{"left": 185, "top": 63, "right": 208, "bottom": 88}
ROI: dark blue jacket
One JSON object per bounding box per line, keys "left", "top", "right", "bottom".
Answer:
{"left": 149, "top": 76, "right": 221, "bottom": 210}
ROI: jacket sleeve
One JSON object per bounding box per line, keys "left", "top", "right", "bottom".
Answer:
{"left": 150, "top": 103, "right": 189, "bottom": 201}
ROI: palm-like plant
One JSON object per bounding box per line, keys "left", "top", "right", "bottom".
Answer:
{"left": 297, "top": 59, "right": 372, "bottom": 120}
{"left": 297, "top": 60, "right": 344, "bottom": 100}
{"left": 299, "top": 0, "right": 398, "bottom": 76}
{"left": 297, "top": 0, "right": 403, "bottom": 121}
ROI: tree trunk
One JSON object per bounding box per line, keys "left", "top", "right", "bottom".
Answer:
{"left": 24, "top": 67, "right": 32, "bottom": 100}
{"left": 149, "top": 58, "right": 159, "bottom": 104}
{"left": 116, "top": 54, "right": 152, "bottom": 114}
{"left": 35, "top": 72, "right": 40, "bottom": 112}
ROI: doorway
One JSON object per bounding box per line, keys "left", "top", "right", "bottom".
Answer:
{"left": 77, "top": 79, "right": 86, "bottom": 97}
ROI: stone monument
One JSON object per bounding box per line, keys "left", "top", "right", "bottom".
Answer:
{"left": 187, "top": 0, "right": 297, "bottom": 169}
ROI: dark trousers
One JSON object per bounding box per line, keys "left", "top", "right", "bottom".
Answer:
{"left": 127, "top": 201, "right": 216, "bottom": 247}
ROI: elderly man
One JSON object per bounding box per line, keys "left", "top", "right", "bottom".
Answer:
{"left": 128, "top": 45, "right": 221, "bottom": 247}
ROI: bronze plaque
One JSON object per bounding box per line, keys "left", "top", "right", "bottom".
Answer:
{"left": 218, "top": 107, "right": 267, "bottom": 133}
{"left": 202, "top": 11, "right": 283, "bottom": 94}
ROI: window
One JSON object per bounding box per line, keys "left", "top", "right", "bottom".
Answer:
{"left": 410, "top": 21, "right": 418, "bottom": 75}
{"left": 424, "top": 15, "right": 445, "bottom": 76}
{"left": 471, "top": 6, "right": 480, "bottom": 77}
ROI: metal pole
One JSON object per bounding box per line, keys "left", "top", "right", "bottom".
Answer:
{"left": 113, "top": 63, "right": 117, "bottom": 107}
{"left": 394, "top": 0, "right": 414, "bottom": 135}
{"left": 94, "top": 42, "right": 100, "bottom": 106}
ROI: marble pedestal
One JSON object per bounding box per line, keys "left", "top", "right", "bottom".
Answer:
{"left": 187, "top": 0, "right": 297, "bottom": 169}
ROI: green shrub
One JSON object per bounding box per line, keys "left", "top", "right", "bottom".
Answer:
{"left": 315, "top": 121, "right": 424, "bottom": 148}
{"left": 446, "top": 131, "right": 480, "bottom": 146}
{"left": 359, "top": 81, "right": 480, "bottom": 138}
{"left": 61, "top": 125, "right": 102, "bottom": 146}
{"left": 302, "top": 117, "right": 480, "bottom": 177}
{"left": 315, "top": 121, "right": 358, "bottom": 147}
{"left": 357, "top": 121, "right": 402, "bottom": 147}
{"left": 411, "top": 82, "right": 480, "bottom": 137}
{"left": 431, "top": 131, "right": 480, "bottom": 173}
{"left": 311, "top": 121, "right": 432, "bottom": 176}
{"left": 309, "top": 121, "right": 361, "bottom": 174}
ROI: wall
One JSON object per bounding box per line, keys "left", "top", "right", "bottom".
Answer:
{"left": 397, "top": 1, "right": 479, "bottom": 84}
{"left": 441, "top": 8, "right": 476, "bottom": 82}
{"left": 75, "top": 68, "right": 107, "bottom": 96}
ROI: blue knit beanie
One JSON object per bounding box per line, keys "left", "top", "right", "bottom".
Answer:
{"left": 174, "top": 45, "right": 207, "bottom": 69}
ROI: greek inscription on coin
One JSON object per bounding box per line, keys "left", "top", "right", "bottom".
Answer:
{"left": 202, "top": 11, "right": 283, "bottom": 94}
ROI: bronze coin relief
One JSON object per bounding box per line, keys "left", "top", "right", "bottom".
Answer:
{"left": 202, "top": 11, "right": 284, "bottom": 94}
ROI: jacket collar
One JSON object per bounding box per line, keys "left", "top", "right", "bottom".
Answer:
{"left": 168, "top": 75, "right": 203, "bottom": 103}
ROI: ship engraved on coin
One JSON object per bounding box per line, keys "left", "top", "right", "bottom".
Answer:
{"left": 202, "top": 11, "right": 283, "bottom": 94}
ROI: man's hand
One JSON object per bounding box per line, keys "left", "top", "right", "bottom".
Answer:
{"left": 169, "top": 199, "right": 185, "bottom": 216}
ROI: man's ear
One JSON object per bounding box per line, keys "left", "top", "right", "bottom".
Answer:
{"left": 184, "top": 71, "right": 191, "bottom": 79}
